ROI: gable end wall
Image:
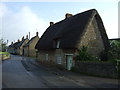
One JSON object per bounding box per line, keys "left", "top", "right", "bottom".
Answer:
{"left": 78, "top": 16, "right": 105, "bottom": 57}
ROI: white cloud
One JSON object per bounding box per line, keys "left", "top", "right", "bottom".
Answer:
{"left": 99, "top": 8, "right": 118, "bottom": 39}
{"left": 0, "top": 3, "right": 7, "bottom": 17}
{"left": 1, "top": 3, "right": 49, "bottom": 44}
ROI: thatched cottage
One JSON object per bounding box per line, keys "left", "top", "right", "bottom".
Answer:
{"left": 35, "top": 9, "right": 109, "bottom": 70}
{"left": 8, "top": 40, "right": 21, "bottom": 55}
{"left": 8, "top": 42, "right": 15, "bottom": 54}
{"left": 16, "top": 36, "right": 29, "bottom": 55}
{"left": 23, "top": 32, "right": 39, "bottom": 57}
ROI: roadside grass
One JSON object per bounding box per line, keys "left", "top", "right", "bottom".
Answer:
{"left": 0, "top": 52, "right": 10, "bottom": 60}
{"left": 0, "top": 52, "right": 10, "bottom": 56}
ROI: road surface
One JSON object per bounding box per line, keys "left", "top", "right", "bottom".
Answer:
{"left": 2, "top": 55, "right": 119, "bottom": 88}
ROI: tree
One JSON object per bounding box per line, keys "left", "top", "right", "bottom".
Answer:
{"left": 0, "top": 38, "right": 8, "bottom": 52}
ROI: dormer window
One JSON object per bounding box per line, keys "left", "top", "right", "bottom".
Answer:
{"left": 56, "top": 40, "right": 60, "bottom": 49}
{"left": 53, "top": 38, "right": 61, "bottom": 49}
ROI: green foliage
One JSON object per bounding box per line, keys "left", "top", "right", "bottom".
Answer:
{"left": 107, "top": 40, "right": 120, "bottom": 72}
{"left": 76, "top": 46, "right": 99, "bottom": 61}
{"left": 0, "top": 38, "right": 8, "bottom": 52}
{"left": 0, "top": 52, "right": 10, "bottom": 57}
{"left": 99, "top": 51, "right": 108, "bottom": 61}
{"left": 108, "top": 41, "right": 120, "bottom": 60}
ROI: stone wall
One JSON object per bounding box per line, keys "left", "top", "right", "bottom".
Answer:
{"left": 0, "top": 54, "right": 10, "bottom": 60}
{"left": 24, "top": 47, "right": 28, "bottom": 56}
{"left": 29, "top": 36, "right": 39, "bottom": 57}
{"left": 37, "top": 49, "right": 76, "bottom": 69}
{"left": 75, "top": 61, "right": 118, "bottom": 78}
{"left": 20, "top": 39, "right": 29, "bottom": 55}
{"left": 78, "top": 16, "right": 105, "bottom": 57}
{"left": 37, "top": 50, "right": 55, "bottom": 64}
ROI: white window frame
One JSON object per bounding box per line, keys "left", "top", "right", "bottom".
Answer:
{"left": 45, "top": 54, "right": 48, "bottom": 61}
{"left": 56, "top": 55, "right": 62, "bottom": 64}
{"left": 65, "top": 54, "right": 73, "bottom": 56}
{"left": 56, "top": 40, "right": 60, "bottom": 49}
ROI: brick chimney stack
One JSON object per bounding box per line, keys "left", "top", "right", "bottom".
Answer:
{"left": 36, "top": 32, "right": 38, "bottom": 36}
{"left": 22, "top": 36, "right": 24, "bottom": 41}
{"left": 26, "top": 35, "right": 28, "bottom": 39}
{"left": 11, "top": 42, "right": 13, "bottom": 45}
{"left": 65, "top": 13, "right": 73, "bottom": 19}
{"left": 29, "top": 32, "right": 30, "bottom": 39}
{"left": 50, "top": 22, "right": 54, "bottom": 26}
{"left": 18, "top": 39, "right": 20, "bottom": 42}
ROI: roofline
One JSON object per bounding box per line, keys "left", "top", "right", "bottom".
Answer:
{"left": 76, "top": 9, "right": 97, "bottom": 48}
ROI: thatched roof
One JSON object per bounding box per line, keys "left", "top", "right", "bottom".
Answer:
{"left": 8, "top": 41, "right": 20, "bottom": 49}
{"left": 35, "top": 9, "right": 109, "bottom": 50}
{"left": 17, "top": 39, "right": 27, "bottom": 48}
{"left": 9, "top": 39, "right": 27, "bottom": 49}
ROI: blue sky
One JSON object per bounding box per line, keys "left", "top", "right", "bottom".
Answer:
{"left": 0, "top": 1, "right": 119, "bottom": 45}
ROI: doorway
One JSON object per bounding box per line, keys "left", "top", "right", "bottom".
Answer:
{"left": 22, "top": 49, "right": 24, "bottom": 56}
{"left": 66, "top": 55, "right": 73, "bottom": 70}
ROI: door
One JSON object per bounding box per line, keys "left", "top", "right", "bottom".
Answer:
{"left": 66, "top": 55, "right": 73, "bottom": 70}
{"left": 22, "top": 49, "right": 24, "bottom": 56}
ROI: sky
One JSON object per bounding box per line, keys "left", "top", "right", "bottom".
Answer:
{"left": 0, "top": 0, "right": 119, "bottom": 45}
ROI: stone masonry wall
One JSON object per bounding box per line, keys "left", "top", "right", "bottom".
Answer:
{"left": 75, "top": 61, "right": 118, "bottom": 78}
{"left": 78, "top": 17, "right": 105, "bottom": 57}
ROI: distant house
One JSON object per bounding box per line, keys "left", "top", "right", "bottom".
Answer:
{"left": 23, "top": 32, "right": 39, "bottom": 57}
{"left": 8, "top": 42, "right": 15, "bottom": 54}
{"left": 16, "top": 36, "right": 29, "bottom": 55}
{"left": 35, "top": 9, "right": 109, "bottom": 70}
{"left": 8, "top": 41, "right": 20, "bottom": 55}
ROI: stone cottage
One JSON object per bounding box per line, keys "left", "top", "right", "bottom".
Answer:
{"left": 35, "top": 9, "right": 109, "bottom": 70}
{"left": 8, "top": 40, "right": 21, "bottom": 55}
{"left": 8, "top": 42, "right": 15, "bottom": 54}
{"left": 23, "top": 32, "right": 39, "bottom": 57}
{"left": 16, "top": 36, "right": 29, "bottom": 55}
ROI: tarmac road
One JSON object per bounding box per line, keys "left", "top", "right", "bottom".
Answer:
{"left": 2, "top": 55, "right": 119, "bottom": 88}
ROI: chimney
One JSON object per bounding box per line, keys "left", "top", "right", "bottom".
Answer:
{"left": 22, "top": 36, "right": 24, "bottom": 41}
{"left": 26, "top": 35, "right": 28, "bottom": 39}
{"left": 36, "top": 32, "right": 38, "bottom": 36}
{"left": 65, "top": 13, "right": 73, "bottom": 19}
{"left": 18, "top": 39, "right": 20, "bottom": 42}
{"left": 11, "top": 42, "right": 13, "bottom": 45}
{"left": 29, "top": 32, "right": 30, "bottom": 39}
{"left": 50, "top": 22, "right": 54, "bottom": 26}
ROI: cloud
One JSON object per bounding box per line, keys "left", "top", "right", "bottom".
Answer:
{"left": 1, "top": 3, "right": 49, "bottom": 44}
{"left": 0, "top": 3, "right": 7, "bottom": 17}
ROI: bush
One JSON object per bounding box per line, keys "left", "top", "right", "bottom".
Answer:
{"left": 107, "top": 40, "right": 120, "bottom": 72}
{"left": 108, "top": 41, "right": 120, "bottom": 60}
{"left": 76, "top": 46, "right": 99, "bottom": 61}
{"left": 100, "top": 51, "right": 108, "bottom": 61}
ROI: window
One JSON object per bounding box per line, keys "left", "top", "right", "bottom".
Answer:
{"left": 56, "top": 40, "right": 60, "bottom": 48}
{"left": 45, "top": 54, "right": 48, "bottom": 61}
{"left": 56, "top": 55, "right": 62, "bottom": 64}
{"left": 53, "top": 38, "right": 61, "bottom": 49}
